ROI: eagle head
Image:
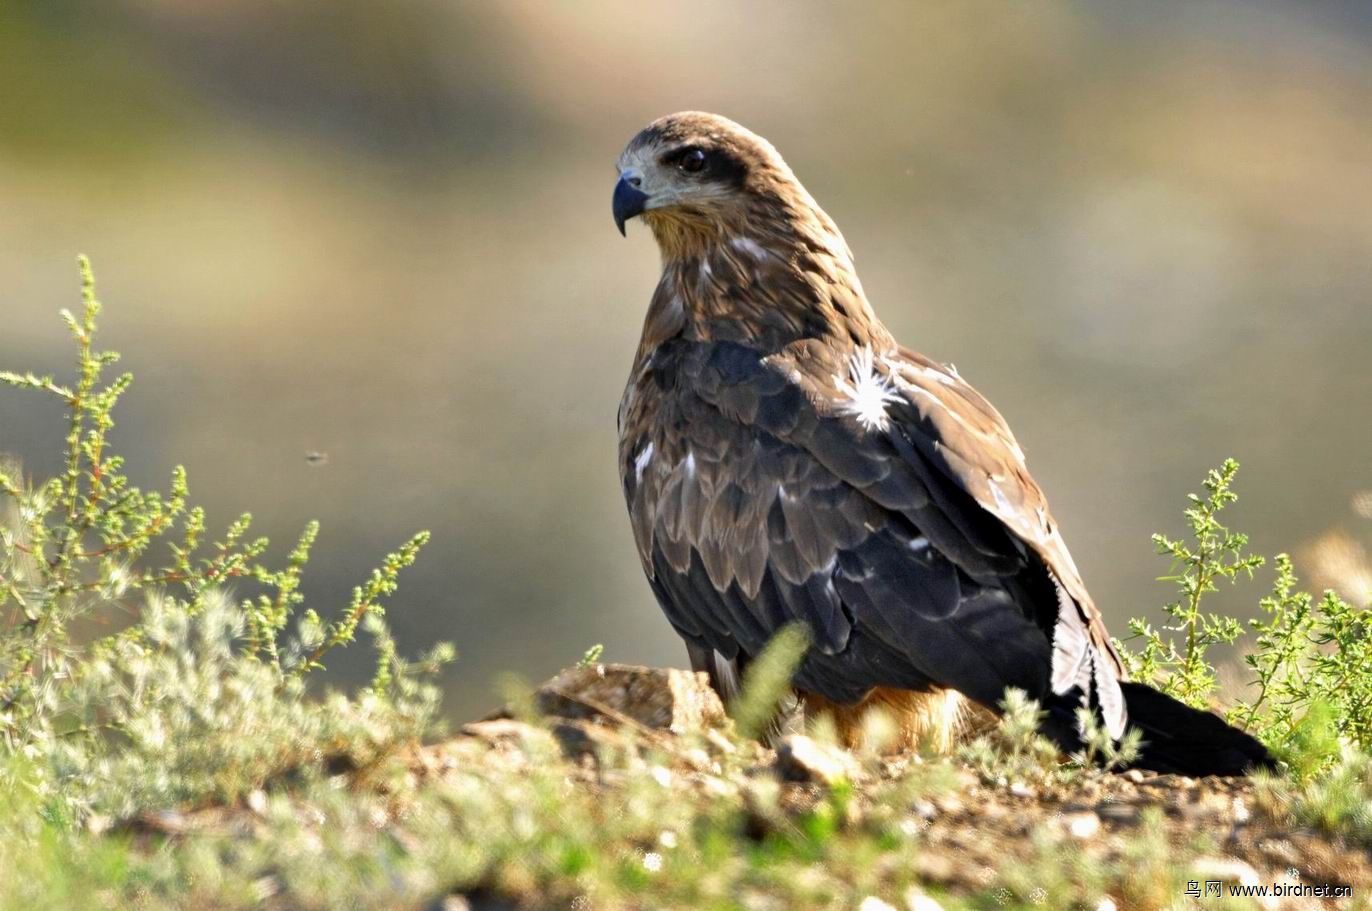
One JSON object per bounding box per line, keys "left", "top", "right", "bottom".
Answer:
{"left": 613, "top": 112, "right": 803, "bottom": 250}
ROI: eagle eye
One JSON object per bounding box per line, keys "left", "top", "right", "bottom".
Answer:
{"left": 677, "top": 148, "right": 707, "bottom": 174}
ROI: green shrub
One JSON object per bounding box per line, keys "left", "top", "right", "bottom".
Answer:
{"left": 1119, "top": 458, "right": 1263, "bottom": 708}
{"left": 0, "top": 258, "right": 449, "bottom": 822}
{"left": 1119, "top": 458, "right": 1371, "bottom": 767}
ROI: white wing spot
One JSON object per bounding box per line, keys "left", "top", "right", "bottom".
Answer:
{"left": 634, "top": 443, "right": 655, "bottom": 483}
{"left": 834, "top": 347, "right": 902, "bottom": 432}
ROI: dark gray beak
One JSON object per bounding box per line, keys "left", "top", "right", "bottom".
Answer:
{"left": 612, "top": 175, "right": 649, "bottom": 236}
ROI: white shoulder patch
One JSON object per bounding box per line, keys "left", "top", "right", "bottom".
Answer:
{"left": 833, "top": 347, "right": 902, "bottom": 432}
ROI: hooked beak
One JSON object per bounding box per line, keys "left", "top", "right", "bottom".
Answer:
{"left": 612, "top": 173, "right": 650, "bottom": 236}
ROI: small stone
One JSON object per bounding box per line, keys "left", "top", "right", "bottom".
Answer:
{"left": 774, "top": 734, "right": 861, "bottom": 786}
{"left": 246, "top": 789, "right": 268, "bottom": 816}
{"left": 1008, "top": 782, "right": 1034, "bottom": 798}
{"left": 682, "top": 747, "right": 714, "bottom": 771}
{"left": 1095, "top": 898, "right": 1118, "bottom": 911}
{"left": 858, "top": 897, "right": 898, "bottom": 911}
{"left": 1062, "top": 811, "right": 1101, "bottom": 840}
{"left": 1123, "top": 769, "right": 1145, "bottom": 783}
{"left": 933, "top": 794, "right": 965, "bottom": 815}
{"left": 440, "top": 897, "right": 472, "bottom": 911}
{"left": 912, "top": 799, "right": 938, "bottom": 820}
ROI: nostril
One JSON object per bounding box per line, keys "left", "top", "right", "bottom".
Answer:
{"left": 626, "top": 175, "right": 642, "bottom": 188}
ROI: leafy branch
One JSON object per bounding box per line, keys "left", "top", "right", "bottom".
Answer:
{"left": 1120, "top": 458, "right": 1371, "bottom": 768}
{"left": 0, "top": 257, "right": 446, "bottom": 759}
{"left": 1120, "top": 458, "right": 1263, "bottom": 707}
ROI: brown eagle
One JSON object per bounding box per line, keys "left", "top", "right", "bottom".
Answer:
{"left": 612, "top": 111, "right": 1272, "bottom": 775}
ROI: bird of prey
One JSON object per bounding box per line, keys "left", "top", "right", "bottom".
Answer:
{"left": 612, "top": 112, "right": 1273, "bottom": 775}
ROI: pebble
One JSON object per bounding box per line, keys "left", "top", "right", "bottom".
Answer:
{"left": 858, "top": 897, "right": 898, "bottom": 911}
{"left": 1061, "top": 811, "right": 1101, "bottom": 840}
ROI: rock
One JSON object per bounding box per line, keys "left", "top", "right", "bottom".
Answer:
{"left": 532, "top": 664, "right": 728, "bottom": 735}
{"left": 774, "top": 735, "right": 862, "bottom": 786}
{"left": 1059, "top": 811, "right": 1101, "bottom": 840}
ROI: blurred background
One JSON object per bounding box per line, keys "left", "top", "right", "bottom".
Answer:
{"left": 1, "top": 0, "right": 1368, "bottom": 721}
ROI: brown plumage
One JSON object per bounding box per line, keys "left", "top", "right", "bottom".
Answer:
{"left": 612, "top": 111, "right": 1273, "bottom": 775}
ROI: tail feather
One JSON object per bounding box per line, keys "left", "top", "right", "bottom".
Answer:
{"left": 1044, "top": 682, "right": 1277, "bottom": 777}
